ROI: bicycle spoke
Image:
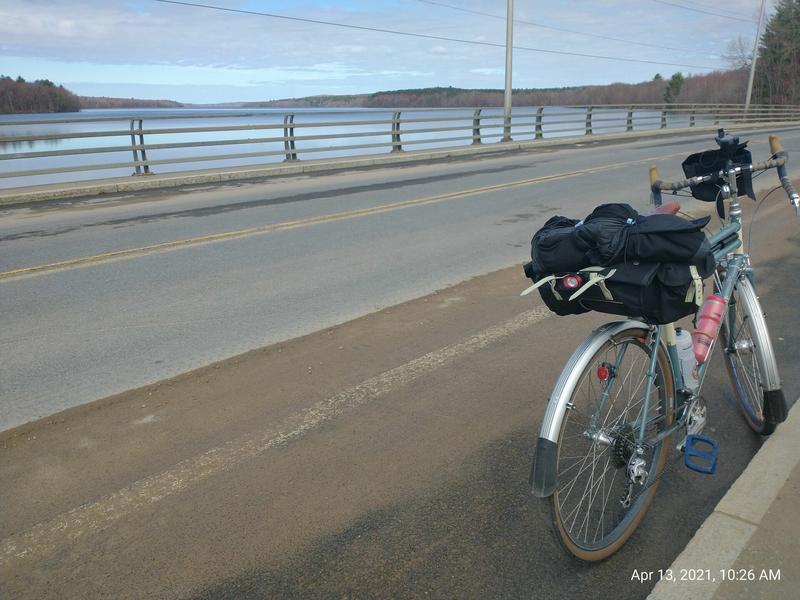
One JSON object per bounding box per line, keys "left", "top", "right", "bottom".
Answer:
{"left": 552, "top": 331, "right": 668, "bottom": 556}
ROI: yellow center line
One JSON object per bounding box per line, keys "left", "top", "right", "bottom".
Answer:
{"left": 0, "top": 149, "right": 704, "bottom": 282}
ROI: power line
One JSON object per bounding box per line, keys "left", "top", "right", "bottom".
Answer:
{"left": 153, "top": 0, "right": 722, "bottom": 70}
{"left": 414, "top": 0, "right": 716, "bottom": 57}
{"left": 648, "top": 0, "right": 757, "bottom": 23}
{"left": 679, "top": 0, "right": 755, "bottom": 19}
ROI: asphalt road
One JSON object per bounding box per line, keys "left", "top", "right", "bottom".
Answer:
{"left": 1, "top": 126, "right": 799, "bottom": 599}
{"left": 2, "top": 125, "right": 799, "bottom": 431}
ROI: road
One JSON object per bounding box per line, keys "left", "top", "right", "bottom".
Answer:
{"left": 2, "top": 125, "right": 799, "bottom": 431}
{"left": 1, "top": 126, "right": 799, "bottom": 599}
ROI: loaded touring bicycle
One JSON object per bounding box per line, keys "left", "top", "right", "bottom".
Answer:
{"left": 521, "top": 130, "right": 799, "bottom": 561}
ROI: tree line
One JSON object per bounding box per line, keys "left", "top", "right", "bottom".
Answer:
{"left": 0, "top": 77, "right": 183, "bottom": 114}
{"left": 0, "top": 76, "right": 81, "bottom": 114}
{"left": 79, "top": 96, "right": 184, "bottom": 109}
{"left": 258, "top": 69, "right": 751, "bottom": 109}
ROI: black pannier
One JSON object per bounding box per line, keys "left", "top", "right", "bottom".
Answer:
{"left": 523, "top": 256, "right": 714, "bottom": 325}
{"left": 523, "top": 203, "right": 715, "bottom": 324}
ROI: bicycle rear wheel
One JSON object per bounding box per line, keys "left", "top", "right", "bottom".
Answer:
{"left": 720, "top": 276, "right": 782, "bottom": 435}
{"left": 550, "top": 327, "right": 673, "bottom": 561}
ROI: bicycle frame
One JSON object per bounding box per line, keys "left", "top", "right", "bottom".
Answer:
{"left": 629, "top": 165, "right": 756, "bottom": 449}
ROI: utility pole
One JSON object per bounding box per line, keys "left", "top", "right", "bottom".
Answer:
{"left": 502, "top": 0, "right": 514, "bottom": 141}
{"left": 745, "top": 0, "right": 766, "bottom": 109}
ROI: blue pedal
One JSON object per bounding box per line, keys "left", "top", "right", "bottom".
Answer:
{"left": 684, "top": 435, "right": 718, "bottom": 474}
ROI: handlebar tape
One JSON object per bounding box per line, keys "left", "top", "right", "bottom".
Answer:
{"left": 769, "top": 134, "right": 785, "bottom": 156}
{"left": 649, "top": 165, "right": 691, "bottom": 191}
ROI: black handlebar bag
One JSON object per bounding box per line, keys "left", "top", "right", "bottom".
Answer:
{"left": 682, "top": 145, "right": 755, "bottom": 202}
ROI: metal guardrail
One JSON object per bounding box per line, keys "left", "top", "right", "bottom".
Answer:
{"left": 1, "top": 103, "right": 799, "bottom": 185}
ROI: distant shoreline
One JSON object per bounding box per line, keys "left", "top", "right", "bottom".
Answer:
{"left": 78, "top": 96, "right": 184, "bottom": 110}
{"left": 1, "top": 69, "right": 752, "bottom": 114}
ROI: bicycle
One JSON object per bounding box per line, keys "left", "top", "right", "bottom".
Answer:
{"left": 526, "top": 131, "right": 800, "bottom": 561}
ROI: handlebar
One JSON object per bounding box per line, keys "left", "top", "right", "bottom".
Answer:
{"left": 649, "top": 134, "right": 800, "bottom": 214}
{"left": 769, "top": 134, "right": 800, "bottom": 212}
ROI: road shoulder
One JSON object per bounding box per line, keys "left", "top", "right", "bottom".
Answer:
{"left": 647, "top": 400, "right": 800, "bottom": 600}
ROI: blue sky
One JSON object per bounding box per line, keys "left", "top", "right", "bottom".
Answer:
{"left": 0, "top": 0, "right": 775, "bottom": 104}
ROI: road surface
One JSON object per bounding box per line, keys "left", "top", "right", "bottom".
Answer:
{"left": 2, "top": 125, "right": 798, "bottom": 430}
{"left": 1, "top": 126, "right": 799, "bottom": 599}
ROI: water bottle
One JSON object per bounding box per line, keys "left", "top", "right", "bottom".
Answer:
{"left": 692, "top": 295, "right": 728, "bottom": 364}
{"left": 675, "top": 327, "right": 698, "bottom": 392}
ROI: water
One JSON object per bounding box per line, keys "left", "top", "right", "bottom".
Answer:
{"left": 0, "top": 107, "right": 696, "bottom": 189}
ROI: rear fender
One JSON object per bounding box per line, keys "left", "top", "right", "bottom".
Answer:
{"left": 530, "top": 320, "right": 659, "bottom": 497}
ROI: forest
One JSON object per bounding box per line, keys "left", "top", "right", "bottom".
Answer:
{"left": 754, "top": 0, "right": 799, "bottom": 105}
{"left": 78, "top": 96, "right": 184, "bottom": 109}
{"left": 0, "top": 76, "right": 81, "bottom": 114}
{"left": 257, "top": 70, "right": 751, "bottom": 109}
{"left": 0, "top": 77, "right": 182, "bottom": 114}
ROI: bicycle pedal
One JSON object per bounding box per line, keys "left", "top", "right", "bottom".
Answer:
{"left": 683, "top": 435, "right": 718, "bottom": 474}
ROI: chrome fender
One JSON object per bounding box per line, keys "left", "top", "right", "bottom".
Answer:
{"left": 732, "top": 277, "right": 781, "bottom": 392}
{"left": 530, "top": 319, "right": 656, "bottom": 498}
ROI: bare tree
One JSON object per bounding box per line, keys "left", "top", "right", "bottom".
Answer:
{"left": 723, "top": 35, "right": 752, "bottom": 70}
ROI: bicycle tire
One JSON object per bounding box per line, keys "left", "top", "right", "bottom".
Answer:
{"left": 720, "top": 276, "right": 779, "bottom": 435}
{"left": 550, "top": 327, "right": 674, "bottom": 561}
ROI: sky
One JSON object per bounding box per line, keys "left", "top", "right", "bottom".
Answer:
{"left": 0, "top": 0, "right": 778, "bottom": 104}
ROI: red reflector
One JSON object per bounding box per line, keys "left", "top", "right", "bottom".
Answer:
{"left": 563, "top": 274, "right": 583, "bottom": 290}
{"left": 597, "top": 364, "right": 610, "bottom": 381}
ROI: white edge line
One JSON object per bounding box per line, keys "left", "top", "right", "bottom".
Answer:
{"left": 0, "top": 305, "right": 551, "bottom": 565}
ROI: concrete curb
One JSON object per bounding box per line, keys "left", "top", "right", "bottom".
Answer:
{"left": 2, "top": 121, "right": 799, "bottom": 207}
{"left": 646, "top": 398, "right": 800, "bottom": 600}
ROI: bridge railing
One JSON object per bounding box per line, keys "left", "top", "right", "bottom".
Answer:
{"left": 1, "top": 103, "right": 799, "bottom": 188}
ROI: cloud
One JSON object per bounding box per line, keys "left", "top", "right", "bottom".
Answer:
{"left": 470, "top": 68, "right": 504, "bottom": 76}
{"left": 334, "top": 45, "right": 368, "bottom": 55}
{"left": 0, "top": 0, "right": 767, "bottom": 103}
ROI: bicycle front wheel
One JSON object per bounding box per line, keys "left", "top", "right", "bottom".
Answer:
{"left": 550, "top": 327, "right": 673, "bottom": 562}
{"left": 720, "top": 276, "right": 781, "bottom": 435}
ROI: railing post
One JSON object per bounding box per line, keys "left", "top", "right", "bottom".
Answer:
{"left": 472, "top": 109, "right": 482, "bottom": 145}
{"left": 714, "top": 106, "right": 720, "bottom": 126}
{"left": 391, "top": 111, "right": 403, "bottom": 152}
{"left": 138, "top": 120, "right": 150, "bottom": 174}
{"left": 626, "top": 106, "right": 634, "bottom": 132}
{"left": 689, "top": 108, "right": 696, "bottom": 127}
{"left": 535, "top": 107, "right": 544, "bottom": 139}
{"left": 283, "top": 114, "right": 297, "bottom": 161}
{"left": 130, "top": 119, "right": 151, "bottom": 175}
{"left": 585, "top": 106, "right": 593, "bottom": 135}
{"left": 661, "top": 108, "right": 667, "bottom": 129}
{"left": 130, "top": 119, "right": 141, "bottom": 175}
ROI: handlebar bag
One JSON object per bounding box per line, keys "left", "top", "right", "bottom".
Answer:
{"left": 530, "top": 203, "right": 711, "bottom": 273}
{"left": 682, "top": 146, "right": 755, "bottom": 202}
{"left": 522, "top": 253, "right": 715, "bottom": 324}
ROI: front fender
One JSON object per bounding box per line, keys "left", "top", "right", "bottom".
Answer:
{"left": 530, "top": 320, "right": 654, "bottom": 498}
